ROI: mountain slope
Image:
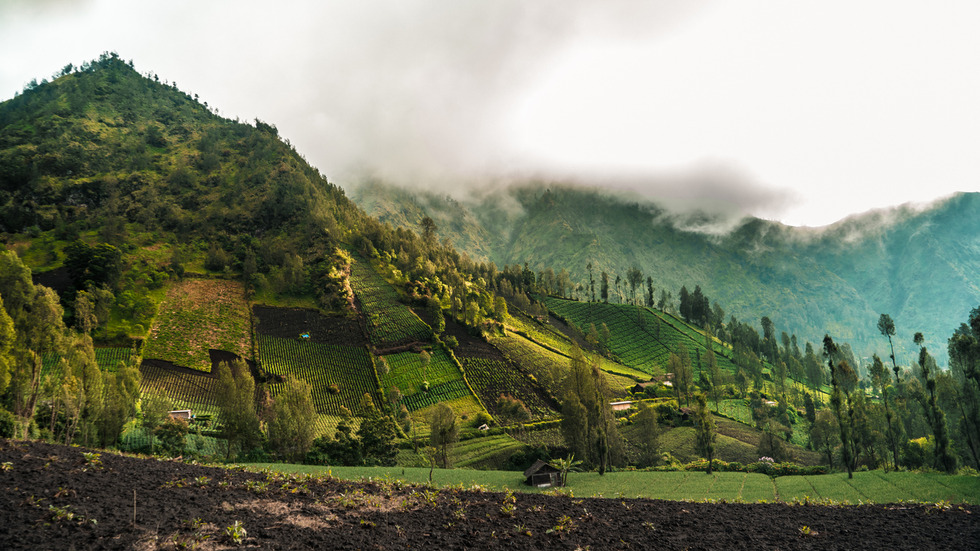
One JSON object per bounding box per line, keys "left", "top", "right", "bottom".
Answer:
{"left": 351, "top": 182, "right": 980, "bottom": 364}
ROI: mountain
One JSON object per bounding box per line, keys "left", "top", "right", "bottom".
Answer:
{"left": 351, "top": 182, "right": 980, "bottom": 365}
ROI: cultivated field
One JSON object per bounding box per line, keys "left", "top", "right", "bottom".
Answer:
{"left": 142, "top": 279, "right": 252, "bottom": 372}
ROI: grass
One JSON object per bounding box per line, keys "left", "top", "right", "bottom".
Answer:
{"left": 240, "top": 463, "right": 980, "bottom": 504}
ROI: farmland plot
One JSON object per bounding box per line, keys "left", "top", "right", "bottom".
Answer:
{"left": 142, "top": 279, "right": 252, "bottom": 372}
{"left": 257, "top": 335, "right": 381, "bottom": 416}
{"left": 461, "top": 357, "right": 558, "bottom": 420}
{"left": 381, "top": 348, "right": 472, "bottom": 411}
{"left": 349, "top": 259, "right": 432, "bottom": 347}
{"left": 545, "top": 298, "right": 744, "bottom": 376}
{"left": 139, "top": 359, "right": 220, "bottom": 416}
{"left": 253, "top": 305, "right": 365, "bottom": 346}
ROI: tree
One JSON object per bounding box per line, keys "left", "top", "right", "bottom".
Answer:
{"left": 634, "top": 402, "right": 661, "bottom": 467}
{"left": 948, "top": 306, "right": 980, "bottom": 469}
{"left": 693, "top": 392, "right": 717, "bottom": 473}
{"left": 268, "top": 375, "right": 316, "bottom": 462}
{"left": 96, "top": 352, "right": 141, "bottom": 448}
{"left": 600, "top": 271, "right": 609, "bottom": 303}
{"left": 429, "top": 402, "right": 459, "bottom": 468}
{"left": 560, "top": 346, "right": 622, "bottom": 473}
{"left": 0, "top": 294, "right": 14, "bottom": 398}
{"left": 626, "top": 265, "right": 643, "bottom": 306}
{"left": 646, "top": 277, "right": 655, "bottom": 308}
{"left": 824, "top": 335, "right": 855, "bottom": 478}
{"left": 878, "top": 314, "right": 900, "bottom": 385}
{"left": 553, "top": 454, "right": 583, "bottom": 486}
{"left": 140, "top": 389, "right": 174, "bottom": 449}
{"left": 869, "top": 353, "right": 901, "bottom": 470}
{"left": 679, "top": 286, "right": 691, "bottom": 322}
{"left": 914, "top": 333, "right": 956, "bottom": 472}
{"left": 420, "top": 215, "right": 436, "bottom": 244}
{"left": 156, "top": 417, "right": 189, "bottom": 456}
{"left": 356, "top": 397, "right": 398, "bottom": 466}
{"left": 669, "top": 344, "right": 693, "bottom": 406}
{"left": 216, "top": 359, "right": 262, "bottom": 461}
{"left": 810, "top": 409, "right": 840, "bottom": 468}
{"left": 587, "top": 262, "right": 595, "bottom": 303}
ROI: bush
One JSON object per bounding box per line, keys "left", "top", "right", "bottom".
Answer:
{"left": 0, "top": 408, "right": 16, "bottom": 438}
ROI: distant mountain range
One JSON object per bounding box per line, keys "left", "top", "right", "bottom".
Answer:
{"left": 351, "top": 181, "right": 980, "bottom": 365}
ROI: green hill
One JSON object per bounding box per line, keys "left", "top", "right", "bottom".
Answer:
{"left": 352, "top": 182, "right": 980, "bottom": 365}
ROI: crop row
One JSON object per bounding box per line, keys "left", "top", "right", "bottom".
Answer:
{"left": 461, "top": 357, "right": 557, "bottom": 419}
{"left": 349, "top": 259, "right": 432, "bottom": 346}
{"left": 138, "top": 362, "right": 219, "bottom": 416}
{"left": 545, "top": 299, "right": 743, "bottom": 377}
{"left": 380, "top": 348, "right": 464, "bottom": 397}
{"left": 401, "top": 379, "right": 471, "bottom": 412}
{"left": 257, "top": 335, "right": 381, "bottom": 416}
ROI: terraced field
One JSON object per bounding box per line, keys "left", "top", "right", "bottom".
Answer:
{"left": 544, "top": 298, "right": 742, "bottom": 376}
{"left": 461, "top": 357, "right": 558, "bottom": 420}
{"left": 349, "top": 258, "right": 432, "bottom": 347}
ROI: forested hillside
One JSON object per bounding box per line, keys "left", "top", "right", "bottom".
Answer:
{"left": 2, "top": 55, "right": 978, "bottom": 481}
{"left": 352, "top": 182, "right": 980, "bottom": 364}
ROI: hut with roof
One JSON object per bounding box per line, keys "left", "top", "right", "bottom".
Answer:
{"left": 523, "top": 459, "right": 563, "bottom": 487}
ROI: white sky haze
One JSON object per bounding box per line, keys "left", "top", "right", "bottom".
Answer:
{"left": 1, "top": 0, "right": 977, "bottom": 226}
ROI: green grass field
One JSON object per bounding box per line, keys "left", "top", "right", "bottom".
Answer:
{"left": 242, "top": 463, "right": 980, "bottom": 504}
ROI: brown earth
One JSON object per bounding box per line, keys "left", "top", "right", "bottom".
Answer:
{"left": 2, "top": 439, "right": 977, "bottom": 550}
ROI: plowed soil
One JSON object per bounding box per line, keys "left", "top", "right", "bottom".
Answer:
{"left": 1, "top": 439, "right": 977, "bottom": 550}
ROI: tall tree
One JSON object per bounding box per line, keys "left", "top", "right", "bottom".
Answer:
{"left": 587, "top": 262, "right": 595, "bottom": 303}
{"left": 429, "top": 402, "right": 459, "bottom": 468}
{"left": 357, "top": 396, "right": 398, "bottom": 466}
{"left": 600, "top": 271, "right": 609, "bottom": 303}
{"left": 693, "top": 392, "right": 717, "bottom": 474}
{"left": 634, "top": 402, "right": 660, "bottom": 467}
{"left": 824, "top": 335, "right": 856, "bottom": 478}
{"left": 268, "top": 375, "right": 316, "bottom": 462}
{"left": 560, "top": 346, "right": 622, "bottom": 473}
{"left": 878, "top": 314, "right": 901, "bottom": 385}
{"left": 420, "top": 215, "right": 436, "bottom": 244}
{"left": 626, "top": 265, "right": 643, "bottom": 306}
{"left": 869, "top": 353, "right": 902, "bottom": 470}
{"left": 948, "top": 306, "right": 980, "bottom": 469}
{"left": 914, "top": 333, "right": 956, "bottom": 472}
{"left": 216, "top": 359, "right": 262, "bottom": 461}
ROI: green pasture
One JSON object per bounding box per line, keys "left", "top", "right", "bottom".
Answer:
{"left": 245, "top": 463, "right": 980, "bottom": 504}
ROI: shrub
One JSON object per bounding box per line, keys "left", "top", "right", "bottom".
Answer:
{"left": 0, "top": 408, "right": 16, "bottom": 438}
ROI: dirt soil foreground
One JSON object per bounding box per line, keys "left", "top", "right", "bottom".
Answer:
{"left": 1, "top": 439, "right": 977, "bottom": 550}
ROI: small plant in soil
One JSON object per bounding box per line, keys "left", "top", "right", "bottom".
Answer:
{"left": 81, "top": 452, "right": 102, "bottom": 468}
{"left": 225, "top": 521, "right": 247, "bottom": 545}
{"left": 500, "top": 489, "right": 517, "bottom": 517}
{"left": 1, "top": 461, "right": 12, "bottom": 471}
{"left": 546, "top": 515, "right": 575, "bottom": 536}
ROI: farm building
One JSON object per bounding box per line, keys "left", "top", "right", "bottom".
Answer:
{"left": 610, "top": 401, "right": 633, "bottom": 412}
{"left": 168, "top": 409, "right": 193, "bottom": 420}
{"left": 523, "top": 460, "right": 563, "bottom": 488}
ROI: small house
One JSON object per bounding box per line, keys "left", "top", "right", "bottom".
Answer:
{"left": 631, "top": 382, "right": 657, "bottom": 395}
{"left": 610, "top": 401, "right": 633, "bottom": 412}
{"left": 523, "top": 459, "right": 563, "bottom": 488}
{"left": 168, "top": 409, "right": 193, "bottom": 420}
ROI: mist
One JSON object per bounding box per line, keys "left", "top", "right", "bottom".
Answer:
{"left": 3, "top": 1, "right": 977, "bottom": 227}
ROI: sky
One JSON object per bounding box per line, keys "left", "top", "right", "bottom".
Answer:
{"left": 1, "top": 0, "right": 978, "bottom": 227}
